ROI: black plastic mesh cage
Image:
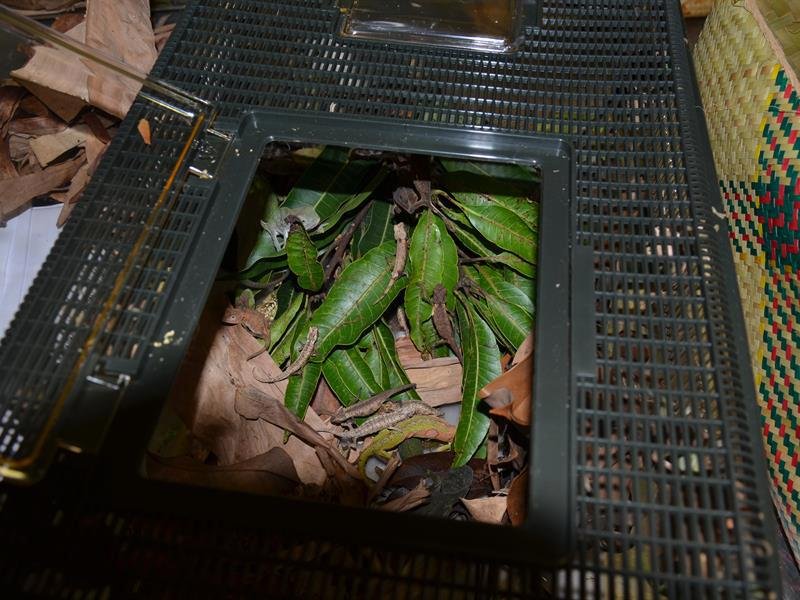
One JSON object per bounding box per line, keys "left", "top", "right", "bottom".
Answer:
{"left": 0, "top": 0, "right": 782, "bottom": 597}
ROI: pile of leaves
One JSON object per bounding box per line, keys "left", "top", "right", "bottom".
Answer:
{"left": 150, "top": 146, "right": 538, "bottom": 525}
{"left": 0, "top": 0, "right": 175, "bottom": 225}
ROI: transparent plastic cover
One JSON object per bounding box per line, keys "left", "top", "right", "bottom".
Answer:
{"left": 340, "top": 0, "right": 523, "bottom": 53}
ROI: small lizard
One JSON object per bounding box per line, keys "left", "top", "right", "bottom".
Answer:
{"left": 431, "top": 283, "right": 463, "bottom": 364}
{"left": 357, "top": 414, "right": 455, "bottom": 478}
{"left": 331, "top": 383, "right": 416, "bottom": 424}
{"left": 222, "top": 296, "right": 271, "bottom": 360}
{"left": 335, "top": 401, "right": 441, "bottom": 441}
{"left": 253, "top": 326, "right": 318, "bottom": 383}
{"left": 381, "top": 222, "right": 408, "bottom": 297}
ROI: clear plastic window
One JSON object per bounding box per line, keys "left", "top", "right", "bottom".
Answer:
{"left": 340, "top": 0, "right": 524, "bottom": 53}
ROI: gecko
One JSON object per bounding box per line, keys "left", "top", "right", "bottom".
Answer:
{"left": 431, "top": 283, "right": 463, "bottom": 364}
{"left": 334, "top": 401, "right": 441, "bottom": 441}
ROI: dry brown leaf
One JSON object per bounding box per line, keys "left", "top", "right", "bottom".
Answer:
{"left": 145, "top": 447, "right": 301, "bottom": 496}
{"left": 8, "top": 115, "right": 68, "bottom": 137}
{"left": 507, "top": 468, "right": 528, "bottom": 526}
{"left": 3, "top": 1, "right": 83, "bottom": 9}
{"left": 236, "top": 385, "right": 362, "bottom": 483}
{"left": 52, "top": 163, "right": 88, "bottom": 203}
{"left": 53, "top": 163, "right": 89, "bottom": 226}
{"left": 0, "top": 155, "right": 83, "bottom": 223}
{"left": 18, "top": 95, "right": 50, "bottom": 117}
{"left": 0, "top": 86, "right": 26, "bottom": 136}
{"left": 12, "top": 20, "right": 88, "bottom": 120}
{"left": 19, "top": 81, "right": 85, "bottom": 122}
{"left": 0, "top": 138, "right": 18, "bottom": 179}
{"left": 166, "top": 294, "right": 330, "bottom": 486}
{"left": 30, "top": 123, "right": 91, "bottom": 165}
{"left": 84, "top": 0, "right": 157, "bottom": 118}
{"left": 8, "top": 135, "right": 31, "bottom": 161}
{"left": 137, "top": 118, "right": 151, "bottom": 145}
{"left": 82, "top": 111, "right": 111, "bottom": 144}
{"left": 51, "top": 12, "right": 85, "bottom": 33}
{"left": 513, "top": 332, "right": 534, "bottom": 366}
{"left": 480, "top": 352, "right": 532, "bottom": 428}
{"left": 461, "top": 496, "right": 507, "bottom": 524}
{"left": 13, "top": 2, "right": 157, "bottom": 120}
{"left": 487, "top": 420, "right": 501, "bottom": 490}
{"left": 377, "top": 481, "right": 430, "bottom": 512}
{"left": 310, "top": 378, "right": 340, "bottom": 419}
{"left": 83, "top": 135, "right": 106, "bottom": 175}
{"left": 396, "top": 335, "right": 463, "bottom": 407}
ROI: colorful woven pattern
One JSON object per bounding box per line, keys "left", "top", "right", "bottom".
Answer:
{"left": 695, "top": 1, "right": 800, "bottom": 563}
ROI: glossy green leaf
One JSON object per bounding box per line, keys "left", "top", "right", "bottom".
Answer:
{"left": 450, "top": 200, "right": 536, "bottom": 264}
{"left": 483, "top": 290, "right": 533, "bottom": 351}
{"left": 360, "top": 329, "right": 391, "bottom": 389}
{"left": 453, "top": 298, "right": 501, "bottom": 467}
{"left": 495, "top": 281, "right": 534, "bottom": 316}
{"left": 282, "top": 146, "right": 378, "bottom": 228}
{"left": 322, "top": 345, "right": 383, "bottom": 406}
{"left": 404, "top": 210, "right": 458, "bottom": 350}
{"left": 308, "top": 241, "right": 407, "bottom": 361}
{"left": 286, "top": 224, "right": 325, "bottom": 291}
{"left": 440, "top": 158, "right": 540, "bottom": 189}
{"left": 373, "top": 322, "right": 421, "bottom": 402}
{"left": 315, "top": 167, "right": 387, "bottom": 234}
{"left": 352, "top": 199, "right": 395, "bottom": 257}
{"left": 404, "top": 281, "right": 433, "bottom": 352}
{"left": 284, "top": 361, "right": 322, "bottom": 419}
{"left": 439, "top": 206, "right": 495, "bottom": 256}
{"left": 271, "top": 309, "right": 307, "bottom": 366}
{"left": 440, "top": 169, "right": 539, "bottom": 233}
{"left": 269, "top": 290, "right": 305, "bottom": 351}
{"left": 504, "top": 269, "right": 536, "bottom": 303}
{"left": 463, "top": 264, "right": 505, "bottom": 297}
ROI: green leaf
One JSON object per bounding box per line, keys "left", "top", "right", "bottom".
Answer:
{"left": 453, "top": 298, "right": 501, "bottom": 467}
{"left": 352, "top": 199, "right": 395, "bottom": 258}
{"left": 439, "top": 207, "right": 498, "bottom": 255}
{"left": 269, "top": 289, "right": 305, "bottom": 351}
{"left": 271, "top": 308, "right": 307, "bottom": 365}
{"left": 286, "top": 224, "right": 325, "bottom": 291}
{"left": 315, "top": 167, "right": 387, "bottom": 234}
{"left": 471, "top": 297, "right": 513, "bottom": 352}
{"left": 360, "top": 328, "right": 391, "bottom": 389}
{"left": 308, "top": 241, "right": 407, "bottom": 361}
{"left": 322, "top": 345, "right": 383, "bottom": 406}
{"left": 504, "top": 269, "right": 536, "bottom": 303}
{"left": 404, "top": 281, "right": 433, "bottom": 352}
{"left": 480, "top": 287, "right": 533, "bottom": 351}
{"left": 450, "top": 200, "right": 536, "bottom": 264}
{"left": 284, "top": 361, "right": 322, "bottom": 419}
{"left": 463, "top": 264, "right": 505, "bottom": 297}
{"left": 282, "top": 146, "right": 378, "bottom": 228}
{"left": 373, "top": 322, "right": 421, "bottom": 402}
{"left": 404, "top": 210, "right": 459, "bottom": 350}
{"left": 440, "top": 165, "right": 539, "bottom": 233}
{"left": 494, "top": 281, "right": 534, "bottom": 316}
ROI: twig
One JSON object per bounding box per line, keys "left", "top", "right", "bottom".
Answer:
{"left": 253, "top": 327, "right": 318, "bottom": 383}
{"left": 240, "top": 270, "right": 289, "bottom": 292}
{"left": 324, "top": 201, "right": 372, "bottom": 280}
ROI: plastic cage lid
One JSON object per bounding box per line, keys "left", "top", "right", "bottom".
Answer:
{"left": 339, "top": 0, "right": 527, "bottom": 53}
{"left": 0, "top": 6, "right": 226, "bottom": 481}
